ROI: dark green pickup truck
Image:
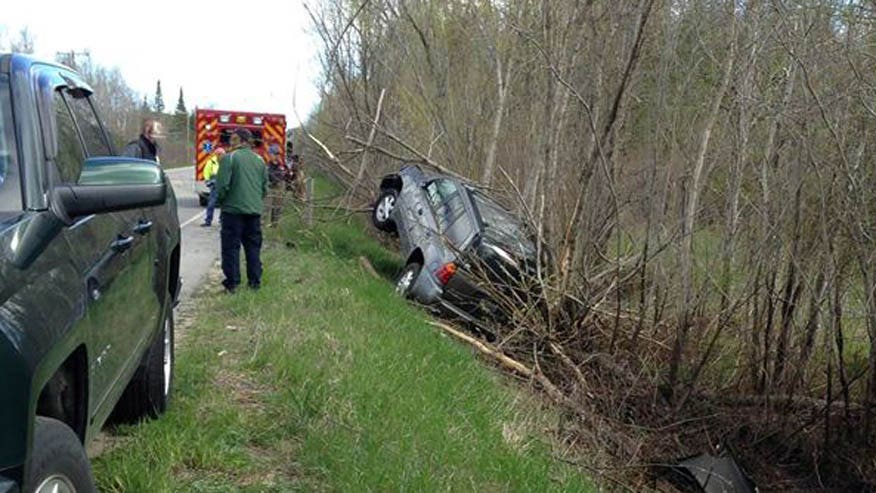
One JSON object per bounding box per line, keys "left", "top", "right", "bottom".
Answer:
{"left": 0, "top": 54, "right": 181, "bottom": 492}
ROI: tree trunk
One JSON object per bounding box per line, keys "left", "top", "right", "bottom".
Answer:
{"left": 482, "top": 56, "right": 510, "bottom": 185}
{"left": 668, "top": 18, "right": 737, "bottom": 396}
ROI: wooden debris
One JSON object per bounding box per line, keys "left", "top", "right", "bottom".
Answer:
{"left": 428, "top": 320, "right": 568, "bottom": 404}
{"left": 358, "top": 256, "right": 381, "bottom": 279}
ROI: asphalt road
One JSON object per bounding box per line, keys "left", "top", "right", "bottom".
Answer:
{"left": 164, "top": 166, "right": 220, "bottom": 300}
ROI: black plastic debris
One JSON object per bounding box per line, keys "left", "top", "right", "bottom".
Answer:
{"left": 674, "top": 452, "right": 755, "bottom": 493}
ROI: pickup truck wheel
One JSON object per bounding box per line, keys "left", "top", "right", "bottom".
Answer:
{"left": 395, "top": 263, "right": 421, "bottom": 298}
{"left": 111, "top": 309, "right": 174, "bottom": 423}
{"left": 25, "top": 417, "right": 95, "bottom": 493}
{"left": 372, "top": 190, "right": 398, "bottom": 233}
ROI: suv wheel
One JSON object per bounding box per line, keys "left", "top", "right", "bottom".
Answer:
{"left": 25, "top": 417, "right": 96, "bottom": 493}
{"left": 373, "top": 190, "right": 398, "bottom": 233}
{"left": 111, "top": 308, "right": 174, "bottom": 423}
{"left": 396, "top": 263, "right": 421, "bottom": 298}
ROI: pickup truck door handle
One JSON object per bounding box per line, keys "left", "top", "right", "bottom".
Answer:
{"left": 134, "top": 220, "right": 153, "bottom": 235}
{"left": 111, "top": 235, "right": 134, "bottom": 253}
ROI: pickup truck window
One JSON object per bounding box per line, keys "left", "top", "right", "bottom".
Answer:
{"left": 0, "top": 74, "right": 22, "bottom": 218}
{"left": 66, "top": 94, "right": 112, "bottom": 157}
{"left": 53, "top": 90, "right": 85, "bottom": 183}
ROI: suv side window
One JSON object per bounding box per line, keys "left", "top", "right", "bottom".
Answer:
{"left": 66, "top": 95, "right": 112, "bottom": 157}
{"left": 425, "top": 179, "right": 472, "bottom": 247}
{"left": 425, "top": 180, "right": 464, "bottom": 228}
{"left": 53, "top": 90, "right": 85, "bottom": 183}
{"left": 0, "top": 74, "right": 22, "bottom": 219}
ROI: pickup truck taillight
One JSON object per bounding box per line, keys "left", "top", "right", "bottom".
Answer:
{"left": 435, "top": 262, "right": 457, "bottom": 285}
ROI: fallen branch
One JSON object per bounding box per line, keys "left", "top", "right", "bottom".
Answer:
{"left": 378, "top": 128, "right": 470, "bottom": 181}
{"left": 358, "top": 256, "right": 381, "bottom": 280}
{"left": 346, "top": 135, "right": 418, "bottom": 164}
{"left": 706, "top": 392, "right": 864, "bottom": 413}
{"left": 354, "top": 88, "right": 387, "bottom": 186}
{"left": 549, "top": 341, "right": 588, "bottom": 390}
{"left": 307, "top": 132, "right": 355, "bottom": 177}
{"left": 428, "top": 320, "right": 568, "bottom": 404}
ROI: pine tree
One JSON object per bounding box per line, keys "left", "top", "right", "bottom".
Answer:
{"left": 140, "top": 95, "right": 151, "bottom": 113}
{"left": 172, "top": 87, "right": 189, "bottom": 134}
{"left": 175, "top": 87, "right": 187, "bottom": 114}
{"left": 154, "top": 80, "right": 165, "bottom": 113}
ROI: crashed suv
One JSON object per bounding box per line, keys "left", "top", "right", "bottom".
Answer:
{"left": 372, "top": 166, "right": 541, "bottom": 325}
{"left": 0, "top": 54, "right": 181, "bottom": 492}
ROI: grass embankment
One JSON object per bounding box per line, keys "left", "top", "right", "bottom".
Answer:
{"left": 92, "top": 191, "right": 591, "bottom": 491}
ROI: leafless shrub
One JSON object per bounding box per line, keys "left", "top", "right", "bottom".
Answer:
{"left": 304, "top": 0, "right": 876, "bottom": 489}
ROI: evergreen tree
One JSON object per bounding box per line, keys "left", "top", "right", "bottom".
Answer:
{"left": 172, "top": 87, "right": 189, "bottom": 134}
{"left": 154, "top": 80, "right": 165, "bottom": 113}
{"left": 175, "top": 87, "right": 187, "bottom": 114}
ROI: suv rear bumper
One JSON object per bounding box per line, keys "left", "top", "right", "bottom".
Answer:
{"left": 411, "top": 268, "right": 499, "bottom": 327}
{"left": 409, "top": 269, "right": 443, "bottom": 305}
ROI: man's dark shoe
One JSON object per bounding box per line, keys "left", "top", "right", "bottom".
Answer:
{"left": 224, "top": 285, "right": 237, "bottom": 294}
{"left": 248, "top": 284, "right": 260, "bottom": 291}
{"left": 200, "top": 222, "right": 211, "bottom": 227}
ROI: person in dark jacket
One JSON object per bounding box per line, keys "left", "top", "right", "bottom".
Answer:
{"left": 122, "top": 119, "right": 164, "bottom": 163}
{"left": 266, "top": 143, "right": 286, "bottom": 227}
{"left": 215, "top": 127, "right": 269, "bottom": 293}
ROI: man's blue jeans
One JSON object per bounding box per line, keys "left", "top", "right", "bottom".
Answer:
{"left": 204, "top": 181, "right": 218, "bottom": 225}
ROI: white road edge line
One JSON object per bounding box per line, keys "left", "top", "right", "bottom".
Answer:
{"left": 180, "top": 211, "right": 204, "bottom": 229}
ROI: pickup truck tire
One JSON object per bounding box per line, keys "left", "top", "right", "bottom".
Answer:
{"left": 395, "top": 263, "right": 421, "bottom": 298}
{"left": 25, "top": 416, "right": 96, "bottom": 493}
{"left": 372, "top": 190, "right": 398, "bottom": 233}
{"left": 111, "top": 309, "right": 174, "bottom": 423}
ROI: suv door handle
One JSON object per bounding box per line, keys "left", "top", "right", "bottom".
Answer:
{"left": 134, "top": 220, "right": 153, "bottom": 235}
{"left": 111, "top": 235, "right": 134, "bottom": 253}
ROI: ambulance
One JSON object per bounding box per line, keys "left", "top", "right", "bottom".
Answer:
{"left": 194, "top": 108, "right": 287, "bottom": 205}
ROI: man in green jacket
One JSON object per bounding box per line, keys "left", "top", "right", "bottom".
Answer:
{"left": 215, "top": 128, "right": 269, "bottom": 293}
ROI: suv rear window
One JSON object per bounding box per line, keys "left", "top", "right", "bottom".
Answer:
{"left": 0, "top": 74, "right": 22, "bottom": 220}
{"left": 471, "top": 191, "right": 535, "bottom": 257}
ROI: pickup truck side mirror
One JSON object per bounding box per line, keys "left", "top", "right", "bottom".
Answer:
{"left": 51, "top": 157, "right": 167, "bottom": 225}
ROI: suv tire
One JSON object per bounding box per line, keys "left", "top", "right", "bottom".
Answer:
{"left": 25, "top": 417, "right": 96, "bottom": 493}
{"left": 395, "top": 263, "right": 421, "bottom": 298}
{"left": 372, "top": 190, "right": 398, "bottom": 233}
{"left": 111, "top": 309, "right": 174, "bottom": 423}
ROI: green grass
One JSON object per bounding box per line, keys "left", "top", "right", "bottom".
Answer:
{"left": 91, "top": 190, "right": 592, "bottom": 491}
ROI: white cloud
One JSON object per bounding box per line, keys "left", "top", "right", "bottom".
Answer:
{"left": 2, "top": 0, "right": 323, "bottom": 124}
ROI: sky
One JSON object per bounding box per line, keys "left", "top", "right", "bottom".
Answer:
{"left": 1, "top": 0, "right": 324, "bottom": 125}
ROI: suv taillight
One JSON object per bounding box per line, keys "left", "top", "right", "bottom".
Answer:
{"left": 435, "top": 262, "right": 457, "bottom": 285}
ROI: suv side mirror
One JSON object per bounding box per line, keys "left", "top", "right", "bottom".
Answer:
{"left": 51, "top": 157, "right": 167, "bottom": 225}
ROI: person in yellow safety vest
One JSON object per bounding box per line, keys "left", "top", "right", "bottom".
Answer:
{"left": 200, "top": 147, "right": 226, "bottom": 227}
